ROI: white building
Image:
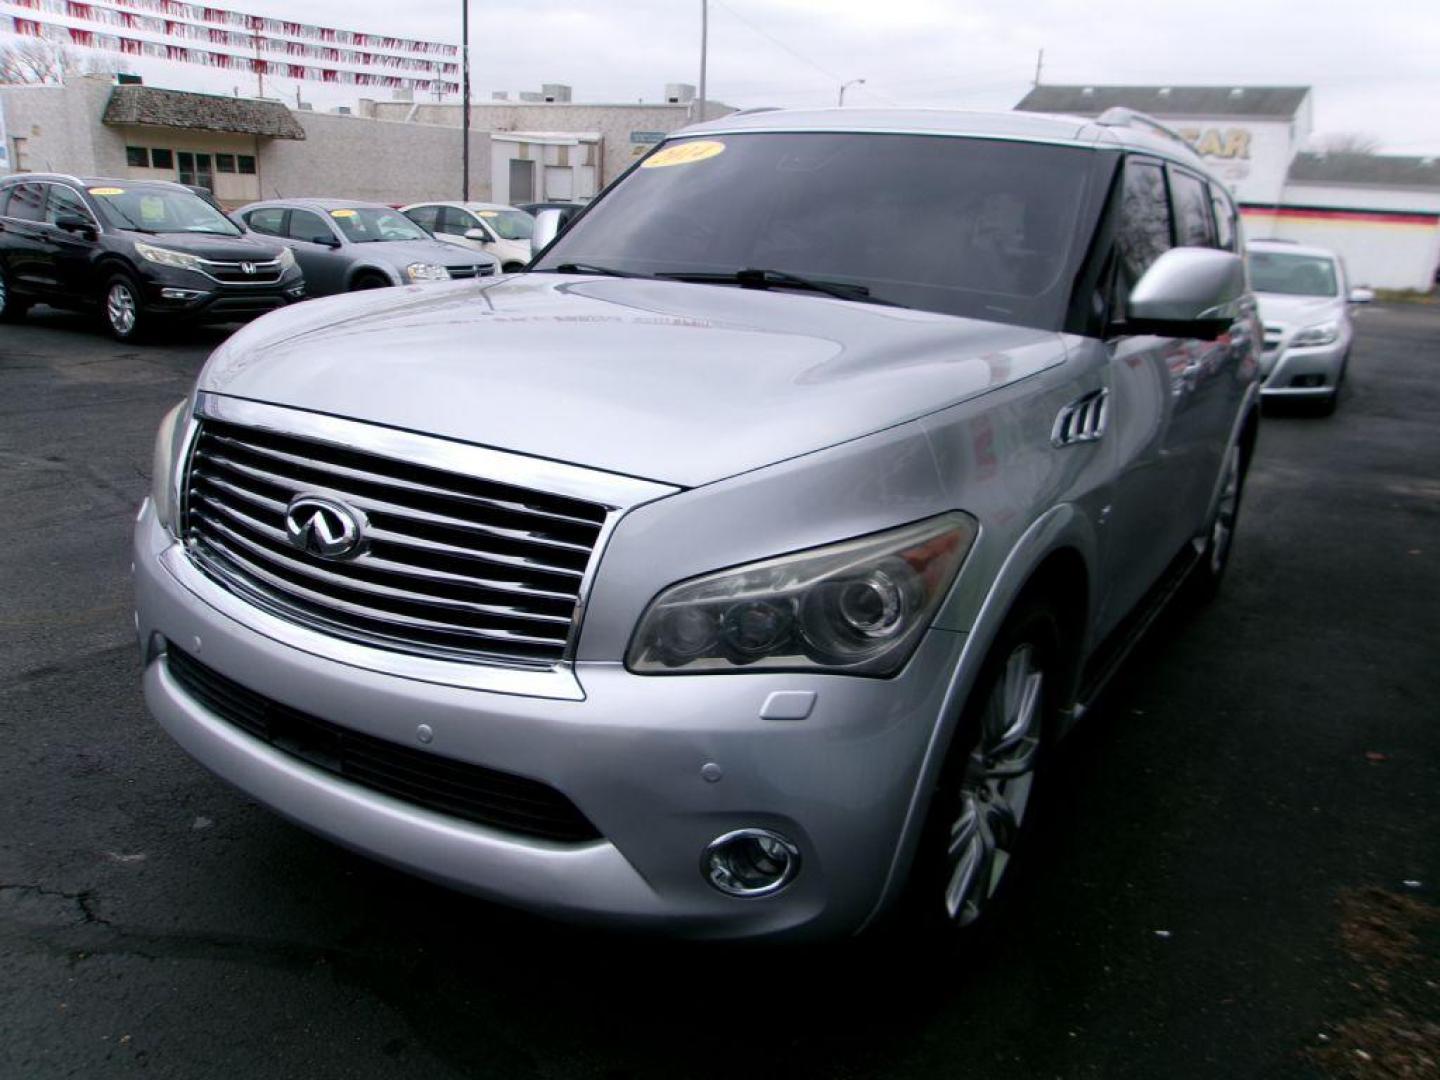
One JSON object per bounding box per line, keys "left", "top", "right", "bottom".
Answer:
{"left": 1016, "top": 85, "right": 1440, "bottom": 291}
{"left": 1, "top": 75, "right": 730, "bottom": 208}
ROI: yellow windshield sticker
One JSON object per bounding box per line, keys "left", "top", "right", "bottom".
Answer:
{"left": 642, "top": 140, "right": 726, "bottom": 168}
{"left": 330, "top": 209, "right": 358, "bottom": 218}
{"left": 88, "top": 187, "right": 125, "bottom": 196}
{"left": 477, "top": 210, "right": 499, "bottom": 218}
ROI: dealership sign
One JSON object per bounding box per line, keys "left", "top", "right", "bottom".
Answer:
{"left": 1178, "top": 127, "right": 1253, "bottom": 160}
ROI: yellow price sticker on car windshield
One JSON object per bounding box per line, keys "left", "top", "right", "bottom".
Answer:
{"left": 330, "top": 209, "right": 358, "bottom": 218}
{"left": 642, "top": 140, "right": 726, "bottom": 168}
{"left": 88, "top": 187, "right": 125, "bottom": 196}
{"left": 477, "top": 210, "right": 499, "bottom": 218}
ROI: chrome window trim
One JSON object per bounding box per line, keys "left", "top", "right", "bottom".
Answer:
{"left": 182, "top": 394, "right": 679, "bottom": 697}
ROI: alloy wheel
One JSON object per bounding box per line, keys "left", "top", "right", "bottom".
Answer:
{"left": 107, "top": 282, "right": 137, "bottom": 336}
{"left": 944, "top": 643, "right": 1045, "bottom": 926}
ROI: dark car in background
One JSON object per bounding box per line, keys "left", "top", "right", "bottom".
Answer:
{"left": 0, "top": 173, "right": 304, "bottom": 342}
{"left": 236, "top": 198, "right": 499, "bottom": 296}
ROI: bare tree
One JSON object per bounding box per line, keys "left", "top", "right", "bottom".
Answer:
{"left": 1313, "top": 131, "right": 1382, "bottom": 155}
{"left": 0, "top": 38, "right": 121, "bottom": 85}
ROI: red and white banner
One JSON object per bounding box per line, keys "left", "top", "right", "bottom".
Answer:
{"left": 1, "top": 0, "right": 460, "bottom": 93}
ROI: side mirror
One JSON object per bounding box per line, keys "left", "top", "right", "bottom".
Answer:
{"left": 463, "top": 227, "right": 490, "bottom": 243}
{"left": 532, "top": 208, "right": 565, "bottom": 252}
{"left": 1124, "top": 248, "right": 1246, "bottom": 341}
{"left": 1348, "top": 287, "right": 1374, "bottom": 304}
{"left": 55, "top": 214, "right": 95, "bottom": 238}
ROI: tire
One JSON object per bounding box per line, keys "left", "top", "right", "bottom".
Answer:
{"left": 350, "top": 272, "right": 390, "bottom": 291}
{"left": 0, "top": 264, "right": 30, "bottom": 322}
{"left": 901, "top": 597, "right": 1064, "bottom": 939}
{"left": 1186, "top": 439, "right": 1248, "bottom": 604}
{"left": 102, "top": 271, "right": 146, "bottom": 342}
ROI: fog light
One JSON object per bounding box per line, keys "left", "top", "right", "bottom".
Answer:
{"left": 702, "top": 829, "right": 800, "bottom": 897}
{"left": 160, "top": 287, "right": 203, "bottom": 300}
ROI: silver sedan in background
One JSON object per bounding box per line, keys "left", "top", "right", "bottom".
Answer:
{"left": 234, "top": 198, "right": 498, "bottom": 296}
{"left": 1249, "top": 238, "right": 1372, "bottom": 414}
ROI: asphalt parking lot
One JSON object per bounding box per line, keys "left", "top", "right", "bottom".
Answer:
{"left": 2, "top": 303, "right": 1437, "bottom": 1079}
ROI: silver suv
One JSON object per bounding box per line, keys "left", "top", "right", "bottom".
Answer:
{"left": 136, "top": 107, "right": 1261, "bottom": 940}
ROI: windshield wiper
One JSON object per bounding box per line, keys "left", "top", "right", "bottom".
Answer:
{"left": 656, "top": 267, "right": 905, "bottom": 307}
{"left": 547, "top": 262, "right": 649, "bottom": 278}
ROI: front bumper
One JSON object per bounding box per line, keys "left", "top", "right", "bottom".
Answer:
{"left": 140, "top": 266, "right": 306, "bottom": 323}
{"left": 1259, "top": 337, "right": 1347, "bottom": 397}
{"left": 134, "top": 501, "right": 962, "bottom": 940}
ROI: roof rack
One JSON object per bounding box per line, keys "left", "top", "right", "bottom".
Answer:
{"left": 1095, "top": 107, "right": 1199, "bottom": 156}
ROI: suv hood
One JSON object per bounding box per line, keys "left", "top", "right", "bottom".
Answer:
{"left": 142, "top": 231, "right": 285, "bottom": 261}
{"left": 1254, "top": 291, "right": 1342, "bottom": 327}
{"left": 200, "top": 275, "right": 1064, "bottom": 487}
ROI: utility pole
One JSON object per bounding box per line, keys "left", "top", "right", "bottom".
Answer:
{"left": 1033, "top": 47, "right": 1044, "bottom": 87}
{"left": 839, "top": 78, "right": 865, "bottom": 106}
{"left": 697, "top": 0, "right": 707, "bottom": 121}
{"left": 461, "top": 0, "right": 470, "bottom": 200}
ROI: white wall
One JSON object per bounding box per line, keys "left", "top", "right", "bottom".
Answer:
{"left": 1245, "top": 181, "right": 1440, "bottom": 290}
{"left": 1169, "top": 117, "right": 1297, "bottom": 204}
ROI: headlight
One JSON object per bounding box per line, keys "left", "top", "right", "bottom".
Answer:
{"left": 150, "top": 399, "right": 191, "bottom": 536}
{"left": 135, "top": 241, "right": 206, "bottom": 273}
{"left": 406, "top": 262, "right": 451, "bottom": 282}
{"left": 276, "top": 246, "right": 296, "bottom": 271}
{"left": 627, "top": 513, "right": 978, "bottom": 676}
{"left": 1291, "top": 320, "right": 1340, "bottom": 347}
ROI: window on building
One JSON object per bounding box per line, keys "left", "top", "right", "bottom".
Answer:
{"left": 216, "top": 154, "right": 236, "bottom": 173}
{"left": 4, "top": 182, "right": 47, "bottom": 222}
{"left": 150, "top": 148, "right": 174, "bottom": 169}
{"left": 125, "top": 146, "right": 149, "bottom": 168}
{"left": 1114, "top": 159, "right": 1173, "bottom": 314}
{"left": 238, "top": 155, "right": 256, "bottom": 175}
{"left": 244, "top": 207, "right": 287, "bottom": 237}
{"left": 1170, "top": 168, "right": 1217, "bottom": 248}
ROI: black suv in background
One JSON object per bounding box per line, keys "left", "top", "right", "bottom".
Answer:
{"left": 0, "top": 173, "right": 305, "bottom": 341}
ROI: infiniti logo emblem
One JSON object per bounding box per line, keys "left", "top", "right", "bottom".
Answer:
{"left": 284, "top": 495, "right": 365, "bottom": 559}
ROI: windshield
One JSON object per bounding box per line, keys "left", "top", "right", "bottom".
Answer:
{"left": 533, "top": 132, "right": 1097, "bottom": 328}
{"left": 89, "top": 185, "right": 241, "bottom": 236}
{"left": 1249, "top": 251, "right": 1339, "bottom": 297}
{"left": 479, "top": 209, "right": 534, "bottom": 241}
{"left": 329, "top": 208, "right": 430, "bottom": 243}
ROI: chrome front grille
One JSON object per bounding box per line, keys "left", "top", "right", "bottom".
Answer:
{"left": 448, "top": 264, "right": 496, "bottom": 280}
{"left": 182, "top": 418, "right": 609, "bottom": 667}
{"left": 203, "top": 258, "right": 285, "bottom": 285}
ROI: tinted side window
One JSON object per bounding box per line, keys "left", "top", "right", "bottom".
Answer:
{"left": 246, "top": 207, "right": 286, "bottom": 237}
{"left": 288, "top": 209, "right": 335, "bottom": 245}
{"left": 1116, "top": 160, "right": 1172, "bottom": 292}
{"left": 440, "top": 207, "right": 476, "bottom": 235}
{"left": 1209, "top": 185, "right": 1237, "bottom": 252}
{"left": 46, "top": 185, "right": 94, "bottom": 226}
{"left": 5, "top": 182, "right": 47, "bottom": 222}
{"left": 406, "top": 205, "right": 441, "bottom": 233}
{"left": 1170, "top": 169, "right": 1216, "bottom": 247}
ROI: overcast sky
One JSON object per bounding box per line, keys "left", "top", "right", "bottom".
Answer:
{"left": 13, "top": 0, "right": 1440, "bottom": 154}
